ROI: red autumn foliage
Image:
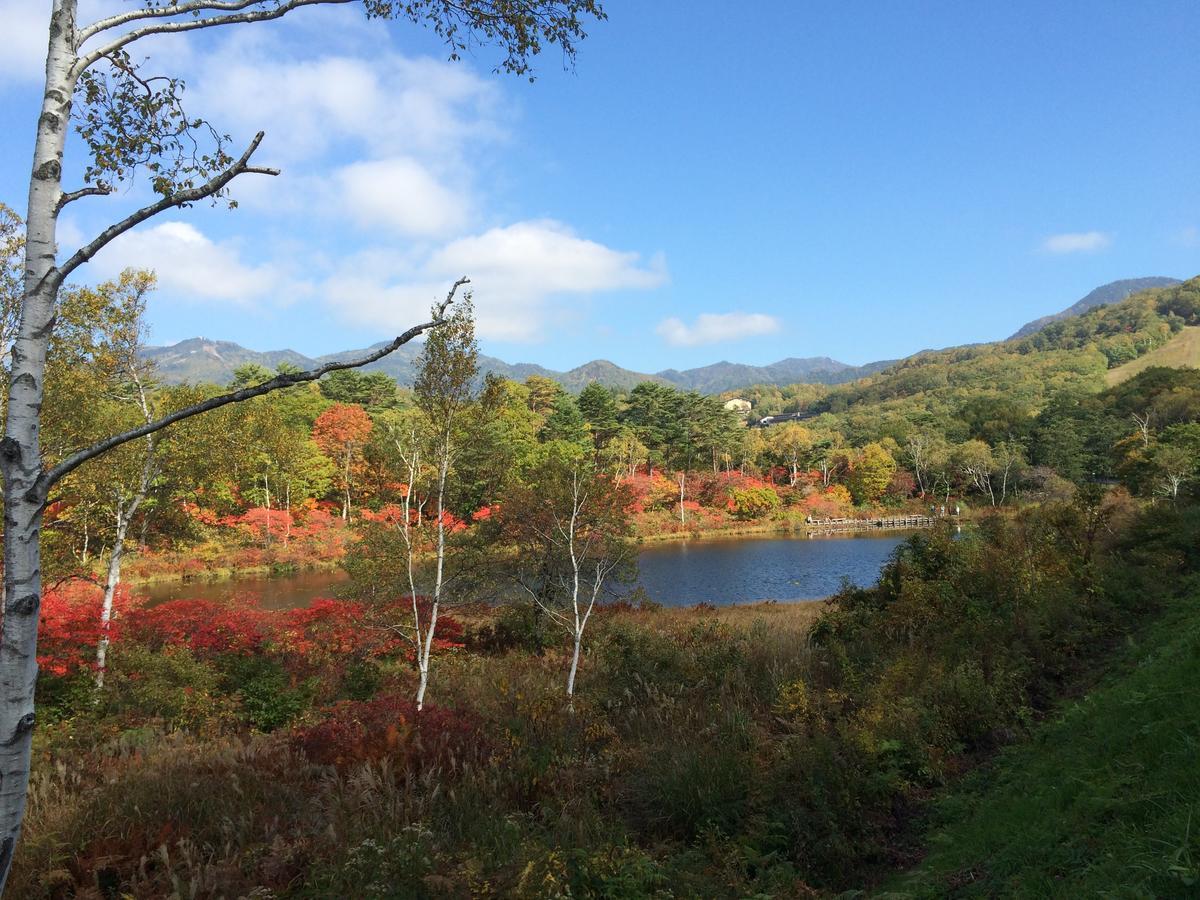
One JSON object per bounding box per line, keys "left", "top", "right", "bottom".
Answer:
{"left": 691, "top": 471, "right": 776, "bottom": 509}
{"left": 801, "top": 484, "right": 854, "bottom": 518}
{"left": 359, "top": 503, "right": 406, "bottom": 525}
{"left": 125, "top": 599, "right": 275, "bottom": 658}
{"left": 291, "top": 694, "right": 483, "bottom": 770}
{"left": 219, "top": 506, "right": 295, "bottom": 540}
{"left": 471, "top": 503, "right": 500, "bottom": 522}
{"left": 180, "top": 501, "right": 221, "bottom": 527}
{"left": 279, "top": 598, "right": 410, "bottom": 668}
{"left": 439, "top": 510, "right": 468, "bottom": 533}
{"left": 621, "top": 472, "right": 678, "bottom": 514}
{"left": 311, "top": 404, "right": 373, "bottom": 501}
{"left": 312, "top": 404, "right": 373, "bottom": 455}
{"left": 887, "top": 468, "right": 918, "bottom": 498}
{"left": 39, "top": 581, "right": 139, "bottom": 677}
{"left": 359, "top": 505, "right": 468, "bottom": 533}
{"left": 118, "top": 595, "right": 463, "bottom": 671}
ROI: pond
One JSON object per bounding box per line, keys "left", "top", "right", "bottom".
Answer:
{"left": 636, "top": 532, "right": 908, "bottom": 606}
{"left": 134, "top": 532, "right": 914, "bottom": 610}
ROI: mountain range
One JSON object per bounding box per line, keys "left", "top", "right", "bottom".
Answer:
{"left": 142, "top": 338, "right": 895, "bottom": 395}
{"left": 143, "top": 276, "right": 1179, "bottom": 394}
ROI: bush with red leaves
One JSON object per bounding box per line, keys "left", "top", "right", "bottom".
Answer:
{"left": 218, "top": 506, "right": 295, "bottom": 541}
{"left": 39, "top": 581, "right": 139, "bottom": 677}
{"left": 124, "top": 599, "right": 275, "bottom": 657}
{"left": 291, "top": 694, "right": 484, "bottom": 771}
{"left": 280, "top": 597, "right": 464, "bottom": 667}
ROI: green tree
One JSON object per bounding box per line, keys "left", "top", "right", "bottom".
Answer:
{"left": 767, "top": 422, "right": 814, "bottom": 485}
{"left": 540, "top": 393, "right": 590, "bottom": 446}
{"left": 408, "top": 297, "right": 481, "bottom": 710}
{"left": 320, "top": 369, "right": 400, "bottom": 411}
{"left": 578, "top": 381, "right": 619, "bottom": 446}
{"left": 525, "top": 375, "right": 566, "bottom": 416}
{"left": 848, "top": 443, "right": 897, "bottom": 504}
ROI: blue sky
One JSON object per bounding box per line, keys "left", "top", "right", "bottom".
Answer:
{"left": 2, "top": 0, "right": 1199, "bottom": 372}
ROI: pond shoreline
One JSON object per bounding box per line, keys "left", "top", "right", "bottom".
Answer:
{"left": 128, "top": 527, "right": 922, "bottom": 609}
{"left": 124, "top": 558, "right": 344, "bottom": 589}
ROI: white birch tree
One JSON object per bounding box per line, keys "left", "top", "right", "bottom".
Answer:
{"left": 359, "top": 301, "right": 478, "bottom": 711}
{"left": 495, "top": 445, "right": 635, "bottom": 700}
{"left": 2, "top": 1, "right": 602, "bottom": 884}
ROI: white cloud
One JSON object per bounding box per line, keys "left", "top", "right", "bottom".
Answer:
{"left": 181, "top": 33, "right": 507, "bottom": 238}
{"left": 0, "top": 0, "right": 51, "bottom": 82}
{"left": 1, "top": 1, "right": 145, "bottom": 82}
{"left": 13, "top": 15, "right": 664, "bottom": 348}
{"left": 90, "top": 221, "right": 299, "bottom": 304}
{"left": 189, "top": 40, "right": 505, "bottom": 164}
{"left": 1041, "top": 231, "right": 1113, "bottom": 254}
{"left": 323, "top": 221, "right": 667, "bottom": 341}
{"left": 656, "top": 312, "right": 781, "bottom": 347}
{"left": 428, "top": 220, "right": 666, "bottom": 294}
{"left": 334, "top": 157, "right": 469, "bottom": 237}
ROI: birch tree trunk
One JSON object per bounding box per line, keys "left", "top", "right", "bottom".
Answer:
{"left": 263, "top": 473, "right": 271, "bottom": 544}
{"left": 415, "top": 450, "right": 449, "bottom": 711}
{"left": 0, "top": 2, "right": 78, "bottom": 880}
{"left": 95, "top": 437, "right": 156, "bottom": 689}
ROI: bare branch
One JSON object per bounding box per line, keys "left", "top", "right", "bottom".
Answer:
{"left": 56, "top": 185, "right": 113, "bottom": 212}
{"left": 516, "top": 581, "right": 573, "bottom": 630}
{"left": 37, "top": 276, "right": 470, "bottom": 495}
{"left": 76, "top": 0, "right": 354, "bottom": 74}
{"left": 53, "top": 132, "right": 277, "bottom": 288}
{"left": 79, "top": 0, "right": 273, "bottom": 44}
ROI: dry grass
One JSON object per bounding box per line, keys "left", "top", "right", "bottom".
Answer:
{"left": 454, "top": 597, "right": 827, "bottom": 637}
{"left": 1107, "top": 325, "right": 1200, "bottom": 385}
{"left": 655, "top": 598, "right": 826, "bottom": 630}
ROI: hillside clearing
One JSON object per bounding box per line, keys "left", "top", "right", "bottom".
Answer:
{"left": 1107, "top": 325, "right": 1200, "bottom": 385}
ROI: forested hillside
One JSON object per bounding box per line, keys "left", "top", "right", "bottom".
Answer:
{"left": 736, "top": 277, "right": 1200, "bottom": 448}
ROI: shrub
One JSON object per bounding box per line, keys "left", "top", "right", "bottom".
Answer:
{"left": 465, "top": 603, "right": 552, "bottom": 655}
{"left": 290, "top": 695, "right": 483, "bottom": 772}
{"left": 125, "top": 598, "right": 275, "bottom": 657}
{"left": 102, "top": 645, "right": 238, "bottom": 732}
{"left": 729, "top": 485, "right": 781, "bottom": 520}
{"left": 220, "top": 654, "right": 313, "bottom": 731}
{"left": 514, "top": 846, "right": 671, "bottom": 899}
{"left": 622, "top": 736, "right": 755, "bottom": 840}
{"left": 39, "top": 581, "right": 140, "bottom": 678}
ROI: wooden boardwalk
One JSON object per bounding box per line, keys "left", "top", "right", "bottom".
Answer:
{"left": 806, "top": 515, "right": 939, "bottom": 533}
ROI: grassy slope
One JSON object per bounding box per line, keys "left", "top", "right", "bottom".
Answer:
{"left": 1107, "top": 325, "right": 1200, "bottom": 385}
{"left": 883, "top": 589, "right": 1200, "bottom": 898}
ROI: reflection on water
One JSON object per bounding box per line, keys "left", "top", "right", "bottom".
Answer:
{"left": 136, "top": 568, "right": 350, "bottom": 611}
{"left": 133, "top": 532, "right": 913, "bottom": 611}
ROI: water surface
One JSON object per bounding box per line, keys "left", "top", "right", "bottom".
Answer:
{"left": 138, "top": 568, "right": 350, "bottom": 611}
{"left": 135, "top": 532, "right": 908, "bottom": 609}
{"left": 636, "top": 533, "right": 906, "bottom": 606}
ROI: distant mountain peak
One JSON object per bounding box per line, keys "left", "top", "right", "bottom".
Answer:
{"left": 1010, "top": 277, "right": 1182, "bottom": 340}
